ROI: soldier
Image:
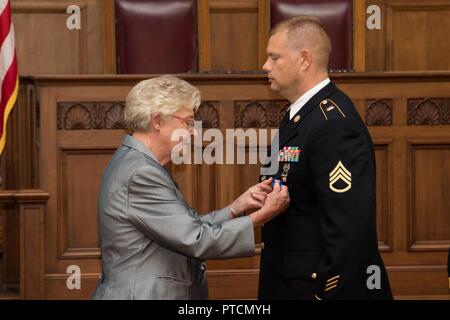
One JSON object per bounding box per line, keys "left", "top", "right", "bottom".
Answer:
{"left": 258, "top": 16, "right": 392, "bottom": 300}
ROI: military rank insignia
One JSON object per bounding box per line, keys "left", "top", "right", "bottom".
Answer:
{"left": 278, "top": 146, "right": 301, "bottom": 162}
{"left": 329, "top": 161, "right": 352, "bottom": 193}
{"left": 319, "top": 99, "right": 346, "bottom": 120}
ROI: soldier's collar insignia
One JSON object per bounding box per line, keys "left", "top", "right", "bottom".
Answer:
{"left": 329, "top": 161, "right": 352, "bottom": 193}
{"left": 319, "top": 99, "right": 346, "bottom": 120}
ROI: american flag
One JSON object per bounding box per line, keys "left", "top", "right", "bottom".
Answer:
{"left": 0, "top": 0, "right": 18, "bottom": 155}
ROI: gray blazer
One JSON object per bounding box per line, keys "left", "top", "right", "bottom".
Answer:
{"left": 93, "top": 135, "right": 255, "bottom": 300}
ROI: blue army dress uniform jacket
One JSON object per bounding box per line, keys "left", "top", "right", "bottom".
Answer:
{"left": 258, "top": 82, "right": 393, "bottom": 300}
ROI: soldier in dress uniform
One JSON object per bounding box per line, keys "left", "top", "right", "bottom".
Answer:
{"left": 257, "top": 16, "right": 393, "bottom": 300}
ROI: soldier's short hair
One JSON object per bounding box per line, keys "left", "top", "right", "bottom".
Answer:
{"left": 271, "top": 16, "right": 331, "bottom": 71}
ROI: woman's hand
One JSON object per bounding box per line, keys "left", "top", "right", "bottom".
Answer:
{"left": 249, "top": 180, "right": 290, "bottom": 227}
{"left": 229, "top": 178, "right": 273, "bottom": 218}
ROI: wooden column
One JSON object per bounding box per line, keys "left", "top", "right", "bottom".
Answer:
{"left": 0, "top": 189, "right": 49, "bottom": 300}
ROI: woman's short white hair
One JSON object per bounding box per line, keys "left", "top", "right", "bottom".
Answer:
{"left": 124, "top": 75, "right": 201, "bottom": 132}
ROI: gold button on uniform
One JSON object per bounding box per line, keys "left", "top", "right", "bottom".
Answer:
{"left": 311, "top": 272, "right": 317, "bottom": 279}
{"left": 261, "top": 242, "right": 265, "bottom": 250}
{"left": 282, "top": 176, "right": 287, "bottom": 183}
{"left": 294, "top": 115, "right": 301, "bottom": 122}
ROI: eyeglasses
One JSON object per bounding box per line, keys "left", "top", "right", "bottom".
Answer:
{"left": 172, "top": 115, "right": 195, "bottom": 129}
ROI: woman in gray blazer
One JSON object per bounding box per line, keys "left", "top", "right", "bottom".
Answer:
{"left": 93, "top": 75, "right": 289, "bottom": 300}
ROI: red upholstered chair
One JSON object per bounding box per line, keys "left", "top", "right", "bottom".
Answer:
{"left": 270, "top": 0, "right": 353, "bottom": 71}
{"left": 115, "top": 0, "right": 198, "bottom": 74}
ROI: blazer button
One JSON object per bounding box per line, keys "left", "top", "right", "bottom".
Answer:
{"left": 311, "top": 272, "right": 317, "bottom": 279}
{"left": 261, "top": 242, "right": 265, "bottom": 250}
{"left": 201, "top": 263, "right": 206, "bottom": 272}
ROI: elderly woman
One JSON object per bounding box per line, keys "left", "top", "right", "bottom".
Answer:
{"left": 93, "top": 75, "right": 289, "bottom": 300}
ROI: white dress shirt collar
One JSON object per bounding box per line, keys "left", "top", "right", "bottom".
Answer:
{"left": 289, "top": 78, "right": 331, "bottom": 120}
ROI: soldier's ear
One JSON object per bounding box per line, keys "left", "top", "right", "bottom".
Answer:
{"left": 298, "top": 49, "right": 312, "bottom": 71}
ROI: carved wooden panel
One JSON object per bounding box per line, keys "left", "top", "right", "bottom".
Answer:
{"left": 58, "top": 148, "right": 115, "bottom": 259}
{"left": 195, "top": 101, "right": 220, "bottom": 128}
{"left": 234, "top": 100, "right": 290, "bottom": 128}
{"left": 9, "top": 74, "right": 450, "bottom": 300}
{"left": 408, "top": 142, "right": 450, "bottom": 251}
{"left": 57, "top": 102, "right": 126, "bottom": 130}
{"left": 365, "top": 99, "right": 393, "bottom": 126}
{"left": 407, "top": 98, "right": 450, "bottom": 125}
{"left": 58, "top": 101, "right": 221, "bottom": 130}
{"left": 387, "top": 266, "right": 450, "bottom": 296}
{"left": 44, "top": 273, "right": 100, "bottom": 299}
{"left": 374, "top": 142, "right": 392, "bottom": 251}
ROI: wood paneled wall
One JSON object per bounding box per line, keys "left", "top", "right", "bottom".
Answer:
{"left": 11, "top": 0, "right": 107, "bottom": 75}
{"left": 364, "top": 0, "right": 450, "bottom": 71}
{"left": 9, "top": 0, "right": 450, "bottom": 75}
{"left": 198, "top": 0, "right": 270, "bottom": 71}
{"left": 2, "top": 73, "right": 449, "bottom": 299}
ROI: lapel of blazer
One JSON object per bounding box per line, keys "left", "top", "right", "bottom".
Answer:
{"left": 122, "top": 135, "right": 175, "bottom": 185}
{"left": 278, "top": 82, "right": 339, "bottom": 147}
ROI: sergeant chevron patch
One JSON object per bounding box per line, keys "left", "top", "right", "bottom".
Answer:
{"left": 329, "top": 161, "right": 352, "bottom": 193}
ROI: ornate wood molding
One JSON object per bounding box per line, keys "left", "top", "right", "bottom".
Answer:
{"left": 57, "top": 102, "right": 126, "bottom": 130}
{"left": 408, "top": 98, "right": 450, "bottom": 125}
{"left": 195, "top": 101, "right": 219, "bottom": 128}
{"left": 58, "top": 101, "right": 221, "bottom": 130}
{"left": 234, "top": 100, "right": 290, "bottom": 128}
{"left": 365, "top": 99, "right": 393, "bottom": 126}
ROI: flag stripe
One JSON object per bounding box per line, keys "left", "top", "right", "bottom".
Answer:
{"left": 0, "top": 0, "right": 11, "bottom": 48}
{"left": 0, "top": 23, "right": 15, "bottom": 86}
{"left": 0, "top": 53, "right": 17, "bottom": 126}
{"left": 0, "top": 58, "right": 17, "bottom": 153}
{"left": 0, "top": 75, "right": 17, "bottom": 155}
{"left": 0, "top": 0, "right": 8, "bottom": 13}
{"left": 0, "top": 0, "right": 18, "bottom": 156}
{"left": 0, "top": 51, "right": 16, "bottom": 105}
